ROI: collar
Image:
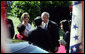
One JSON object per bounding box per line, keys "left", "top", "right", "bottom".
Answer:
{"left": 22, "top": 21, "right": 28, "bottom": 26}
{"left": 46, "top": 20, "right": 49, "bottom": 26}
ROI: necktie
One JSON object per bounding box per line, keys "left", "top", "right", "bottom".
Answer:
{"left": 45, "top": 24, "right": 47, "bottom": 30}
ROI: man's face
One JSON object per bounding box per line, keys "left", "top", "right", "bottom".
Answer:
{"left": 42, "top": 15, "right": 48, "bottom": 23}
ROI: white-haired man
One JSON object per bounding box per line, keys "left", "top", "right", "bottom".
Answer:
{"left": 41, "top": 12, "right": 60, "bottom": 53}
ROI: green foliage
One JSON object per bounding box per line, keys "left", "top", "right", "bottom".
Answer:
{"left": 10, "top": 1, "right": 72, "bottom": 24}
{"left": 40, "top": 1, "right": 53, "bottom": 7}
{"left": 11, "top": 1, "right": 41, "bottom": 24}
{"left": 40, "top": 1, "right": 72, "bottom": 8}
{"left": 59, "top": 28, "right": 64, "bottom": 37}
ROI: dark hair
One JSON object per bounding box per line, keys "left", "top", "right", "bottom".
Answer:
{"left": 17, "top": 24, "right": 26, "bottom": 34}
{"left": 34, "top": 16, "right": 42, "bottom": 26}
{"left": 60, "top": 20, "right": 70, "bottom": 32}
{"left": 68, "top": 20, "right": 71, "bottom": 29}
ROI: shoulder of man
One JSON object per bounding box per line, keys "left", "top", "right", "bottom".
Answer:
{"left": 7, "top": 19, "right": 12, "bottom": 22}
{"left": 28, "top": 28, "right": 37, "bottom": 34}
{"left": 49, "top": 20, "right": 58, "bottom": 26}
{"left": 65, "top": 31, "right": 70, "bottom": 36}
{"left": 7, "top": 19, "right": 13, "bottom": 25}
{"left": 49, "top": 20, "right": 56, "bottom": 24}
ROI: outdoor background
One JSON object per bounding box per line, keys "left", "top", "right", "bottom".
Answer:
{"left": 7, "top": 1, "right": 72, "bottom": 43}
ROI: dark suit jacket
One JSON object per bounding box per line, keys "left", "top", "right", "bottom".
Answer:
{"left": 46, "top": 20, "right": 60, "bottom": 50}
{"left": 28, "top": 27, "right": 52, "bottom": 51}
{"left": 6, "top": 19, "right": 15, "bottom": 39}
{"left": 63, "top": 31, "right": 70, "bottom": 52}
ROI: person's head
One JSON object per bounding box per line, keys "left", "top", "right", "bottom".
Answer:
{"left": 60, "top": 20, "right": 70, "bottom": 32}
{"left": 34, "top": 16, "right": 42, "bottom": 27}
{"left": 21, "top": 12, "right": 30, "bottom": 23}
{"left": 17, "top": 24, "right": 26, "bottom": 34}
{"left": 41, "top": 12, "right": 50, "bottom": 23}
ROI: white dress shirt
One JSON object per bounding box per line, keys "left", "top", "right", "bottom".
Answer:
{"left": 22, "top": 22, "right": 32, "bottom": 37}
{"left": 41, "top": 20, "right": 49, "bottom": 29}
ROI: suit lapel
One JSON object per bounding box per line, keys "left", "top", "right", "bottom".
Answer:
{"left": 47, "top": 21, "right": 51, "bottom": 29}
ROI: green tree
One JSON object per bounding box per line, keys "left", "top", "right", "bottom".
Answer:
{"left": 11, "top": 1, "right": 41, "bottom": 24}
{"left": 40, "top": 1, "right": 72, "bottom": 8}
{"left": 11, "top": 1, "right": 72, "bottom": 23}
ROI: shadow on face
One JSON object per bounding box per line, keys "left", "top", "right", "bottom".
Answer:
{"left": 23, "top": 18, "right": 29, "bottom": 23}
{"left": 42, "top": 15, "right": 49, "bottom": 23}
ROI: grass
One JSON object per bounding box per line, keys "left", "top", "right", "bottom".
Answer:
{"left": 11, "top": 39, "right": 25, "bottom": 43}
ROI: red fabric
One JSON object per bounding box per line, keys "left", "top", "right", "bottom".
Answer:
{"left": 1, "top": 48, "right": 3, "bottom": 53}
{"left": 56, "top": 44, "right": 66, "bottom": 53}
{"left": 1, "top": 1, "right": 7, "bottom": 53}
{"left": 15, "top": 33, "right": 28, "bottom": 41}
{"left": 82, "top": 1, "right": 84, "bottom": 53}
{"left": 69, "top": 5, "right": 73, "bottom": 12}
{"left": 1, "top": 1, "right": 7, "bottom": 19}
{"left": 17, "top": 33, "right": 23, "bottom": 40}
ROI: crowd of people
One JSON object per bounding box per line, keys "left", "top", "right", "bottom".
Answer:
{"left": 7, "top": 12, "right": 71, "bottom": 53}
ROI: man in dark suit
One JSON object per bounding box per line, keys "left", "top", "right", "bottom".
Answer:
{"left": 41, "top": 12, "right": 60, "bottom": 53}
{"left": 28, "top": 16, "right": 52, "bottom": 52}
{"left": 6, "top": 18, "right": 15, "bottom": 39}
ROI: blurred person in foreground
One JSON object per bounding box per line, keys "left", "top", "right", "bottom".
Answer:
{"left": 5, "top": 18, "right": 15, "bottom": 39}
{"left": 28, "top": 16, "right": 52, "bottom": 52}
{"left": 15, "top": 24, "right": 28, "bottom": 41}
